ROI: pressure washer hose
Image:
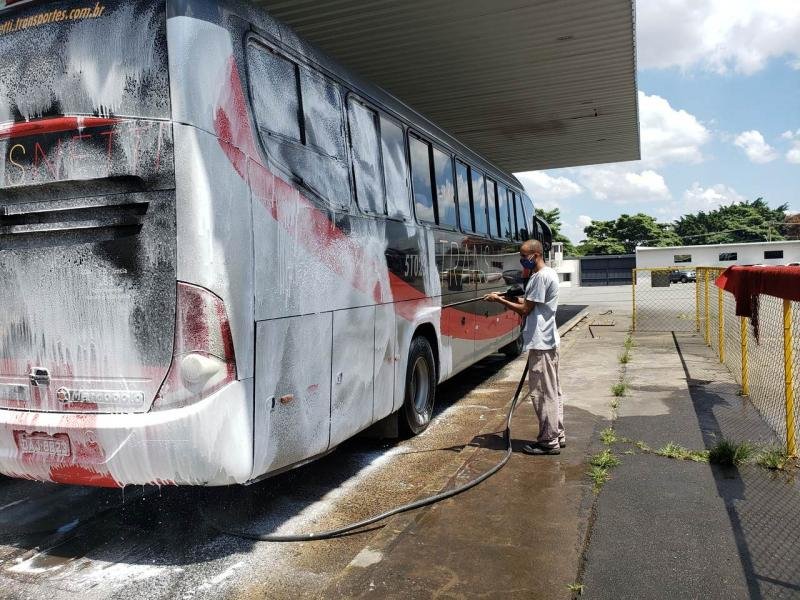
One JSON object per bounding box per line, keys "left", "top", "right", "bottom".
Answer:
{"left": 205, "top": 354, "right": 530, "bottom": 542}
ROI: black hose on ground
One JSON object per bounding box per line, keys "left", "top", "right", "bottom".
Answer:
{"left": 203, "top": 355, "right": 530, "bottom": 542}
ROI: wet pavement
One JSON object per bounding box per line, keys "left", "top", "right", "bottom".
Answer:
{"left": 0, "top": 306, "right": 593, "bottom": 600}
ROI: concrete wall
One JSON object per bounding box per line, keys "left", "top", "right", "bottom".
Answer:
{"left": 636, "top": 241, "right": 800, "bottom": 268}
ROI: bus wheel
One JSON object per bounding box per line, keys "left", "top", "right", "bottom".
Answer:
{"left": 401, "top": 336, "right": 437, "bottom": 436}
{"left": 501, "top": 334, "right": 524, "bottom": 358}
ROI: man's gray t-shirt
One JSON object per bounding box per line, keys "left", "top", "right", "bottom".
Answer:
{"left": 522, "top": 266, "right": 560, "bottom": 351}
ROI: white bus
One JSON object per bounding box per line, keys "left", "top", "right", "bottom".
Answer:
{"left": 0, "top": 0, "right": 548, "bottom": 487}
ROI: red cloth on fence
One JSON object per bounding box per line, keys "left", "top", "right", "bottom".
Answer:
{"left": 715, "top": 265, "right": 800, "bottom": 317}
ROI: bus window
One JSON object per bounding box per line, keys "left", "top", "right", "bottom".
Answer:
{"left": 521, "top": 194, "right": 535, "bottom": 240}
{"left": 433, "top": 147, "right": 457, "bottom": 228}
{"left": 515, "top": 193, "right": 528, "bottom": 239}
{"left": 348, "top": 99, "right": 385, "bottom": 214}
{"left": 302, "top": 69, "right": 345, "bottom": 158}
{"left": 455, "top": 160, "right": 472, "bottom": 232}
{"left": 471, "top": 169, "right": 488, "bottom": 236}
{"left": 510, "top": 190, "right": 520, "bottom": 239}
{"left": 249, "top": 47, "right": 302, "bottom": 142}
{"left": 485, "top": 178, "right": 497, "bottom": 237}
{"left": 248, "top": 43, "right": 350, "bottom": 208}
{"left": 380, "top": 116, "right": 412, "bottom": 220}
{"left": 409, "top": 136, "right": 436, "bottom": 223}
{"left": 497, "top": 183, "right": 511, "bottom": 238}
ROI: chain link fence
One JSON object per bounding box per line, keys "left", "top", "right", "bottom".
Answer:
{"left": 633, "top": 265, "right": 800, "bottom": 454}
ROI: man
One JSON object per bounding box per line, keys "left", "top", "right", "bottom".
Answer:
{"left": 484, "top": 240, "right": 564, "bottom": 455}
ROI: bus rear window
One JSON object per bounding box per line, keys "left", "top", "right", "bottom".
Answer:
{"left": 0, "top": 0, "right": 169, "bottom": 123}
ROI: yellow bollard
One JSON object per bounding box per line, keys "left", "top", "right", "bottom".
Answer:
{"left": 783, "top": 299, "right": 796, "bottom": 457}
{"left": 631, "top": 269, "right": 637, "bottom": 332}
{"left": 740, "top": 317, "right": 749, "bottom": 396}
{"left": 718, "top": 284, "right": 725, "bottom": 363}
{"left": 704, "top": 270, "right": 710, "bottom": 346}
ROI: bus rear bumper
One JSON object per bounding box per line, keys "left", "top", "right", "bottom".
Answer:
{"left": 0, "top": 379, "right": 254, "bottom": 487}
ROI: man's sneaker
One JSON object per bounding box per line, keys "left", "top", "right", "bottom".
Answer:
{"left": 522, "top": 443, "right": 561, "bottom": 455}
{"left": 559, "top": 439, "right": 567, "bottom": 448}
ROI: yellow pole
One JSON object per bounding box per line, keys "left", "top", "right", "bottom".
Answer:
{"left": 783, "top": 299, "right": 796, "bottom": 457}
{"left": 704, "top": 270, "right": 710, "bottom": 346}
{"left": 695, "top": 270, "right": 701, "bottom": 332}
{"left": 718, "top": 283, "right": 725, "bottom": 363}
{"left": 631, "top": 269, "right": 637, "bottom": 332}
{"left": 740, "top": 317, "right": 749, "bottom": 396}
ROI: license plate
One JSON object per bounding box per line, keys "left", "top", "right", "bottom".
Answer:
{"left": 14, "top": 431, "right": 71, "bottom": 458}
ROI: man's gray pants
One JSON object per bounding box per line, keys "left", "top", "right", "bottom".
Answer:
{"left": 527, "top": 348, "right": 564, "bottom": 449}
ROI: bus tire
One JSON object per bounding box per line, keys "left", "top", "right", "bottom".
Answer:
{"left": 401, "top": 336, "right": 437, "bottom": 436}
{"left": 501, "top": 333, "right": 524, "bottom": 358}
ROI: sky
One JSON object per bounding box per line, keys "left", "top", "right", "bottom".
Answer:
{"left": 514, "top": 0, "right": 800, "bottom": 244}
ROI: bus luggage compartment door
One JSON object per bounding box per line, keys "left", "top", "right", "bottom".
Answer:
{"left": 253, "top": 313, "right": 332, "bottom": 475}
{"left": 330, "top": 306, "right": 375, "bottom": 447}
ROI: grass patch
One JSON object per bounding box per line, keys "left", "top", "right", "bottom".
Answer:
{"left": 588, "top": 465, "right": 610, "bottom": 491}
{"left": 708, "top": 439, "right": 755, "bottom": 467}
{"left": 600, "top": 427, "right": 617, "bottom": 445}
{"left": 624, "top": 335, "right": 635, "bottom": 351}
{"left": 619, "top": 350, "right": 631, "bottom": 364}
{"left": 756, "top": 447, "right": 789, "bottom": 470}
{"left": 611, "top": 382, "right": 628, "bottom": 397}
{"left": 610, "top": 398, "right": 619, "bottom": 410}
{"left": 590, "top": 449, "right": 621, "bottom": 469}
{"left": 567, "top": 583, "right": 584, "bottom": 596}
{"left": 634, "top": 440, "right": 651, "bottom": 452}
{"left": 656, "top": 442, "right": 709, "bottom": 463}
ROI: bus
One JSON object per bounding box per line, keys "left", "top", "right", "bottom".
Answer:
{"left": 0, "top": 0, "right": 545, "bottom": 487}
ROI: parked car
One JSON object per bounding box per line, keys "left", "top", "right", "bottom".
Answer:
{"left": 669, "top": 269, "right": 696, "bottom": 283}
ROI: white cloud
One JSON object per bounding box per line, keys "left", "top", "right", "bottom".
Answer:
{"left": 562, "top": 215, "right": 594, "bottom": 244}
{"left": 733, "top": 130, "right": 778, "bottom": 163}
{"left": 516, "top": 171, "right": 581, "bottom": 209}
{"left": 637, "top": 0, "right": 800, "bottom": 74}
{"left": 639, "top": 92, "right": 710, "bottom": 166}
{"left": 572, "top": 165, "right": 671, "bottom": 204}
{"left": 657, "top": 182, "right": 745, "bottom": 220}
{"left": 781, "top": 129, "right": 800, "bottom": 164}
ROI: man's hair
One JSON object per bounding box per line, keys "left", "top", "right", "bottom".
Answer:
{"left": 521, "top": 239, "right": 543, "bottom": 255}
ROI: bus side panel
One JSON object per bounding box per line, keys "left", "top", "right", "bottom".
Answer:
{"left": 373, "top": 304, "right": 396, "bottom": 422}
{"left": 330, "top": 306, "right": 375, "bottom": 446}
{"left": 172, "top": 123, "right": 255, "bottom": 379}
{"left": 253, "top": 314, "right": 332, "bottom": 476}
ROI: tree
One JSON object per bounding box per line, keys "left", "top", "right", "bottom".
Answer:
{"left": 673, "top": 198, "right": 788, "bottom": 245}
{"left": 578, "top": 213, "right": 680, "bottom": 255}
{"left": 535, "top": 207, "right": 578, "bottom": 255}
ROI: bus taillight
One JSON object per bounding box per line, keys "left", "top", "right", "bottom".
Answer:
{"left": 152, "top": 283, "right": 237, "bottom": 411}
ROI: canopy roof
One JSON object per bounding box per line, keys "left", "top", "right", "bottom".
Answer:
{"left": 258, "top": 0, "right": 640, "bottom": 173}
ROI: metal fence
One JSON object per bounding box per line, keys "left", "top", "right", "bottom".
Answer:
{"left": 632, "top": 266, "right": 799, "bottom": 455}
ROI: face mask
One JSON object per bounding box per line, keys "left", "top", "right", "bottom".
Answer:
{"left": 520, "top": 256, "right": 536, "bottom": 270}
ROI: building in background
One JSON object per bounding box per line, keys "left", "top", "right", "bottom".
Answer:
{"left": 636, "top": 241, "right": 800, "bottom": 269}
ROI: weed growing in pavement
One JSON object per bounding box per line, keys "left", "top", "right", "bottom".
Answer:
{"left": 655, "top": 442, "right": 709, "bottom": 463}
{"left": 619, "top": 350, "right": 631, "bottom": 364}
{"left": 623, "top": 449, "right": 635, "bottom": 455}
{"left": 590, "top": 449, "right": 621, "bottom": 469}
{"left": 567, "top": 582, "right": 584, "bottom": 596}
{"left": 624, "top": 335, "right": 635, "bottom": 351}
{"left": 588, "top": 465, "right": 610, "bottom": 491}
{"left": 600, "top": 428, "right": 618, "bottom": 445}
{"left": 708, "top": 439, "right": 755, "bottom": 467}
{"left": 756, "top": 447, "right": 789, "bottom": 470}
{"left": 611, "top": 382, "right": 628, "bottom": 397}
{"left": 634, "top": 440, "right": 651, "bottom": 452}
{"left": 610, "top": 398, "right": 620, "bottom": 409}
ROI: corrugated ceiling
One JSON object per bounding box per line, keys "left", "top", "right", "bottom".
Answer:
{"left": 257, "top": 0, "right": 640, "bottom": 173}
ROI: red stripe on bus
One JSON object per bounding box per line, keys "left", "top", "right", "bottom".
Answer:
{"left": 0, "top": 117, "right": 120, "bottom": 140}
{"left": 213, "top": 57, "right": 518, "bottom": 342}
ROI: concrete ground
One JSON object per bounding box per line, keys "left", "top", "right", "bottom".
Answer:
{"left": 2, "top": 289, "right": 797, "bottom": 599}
